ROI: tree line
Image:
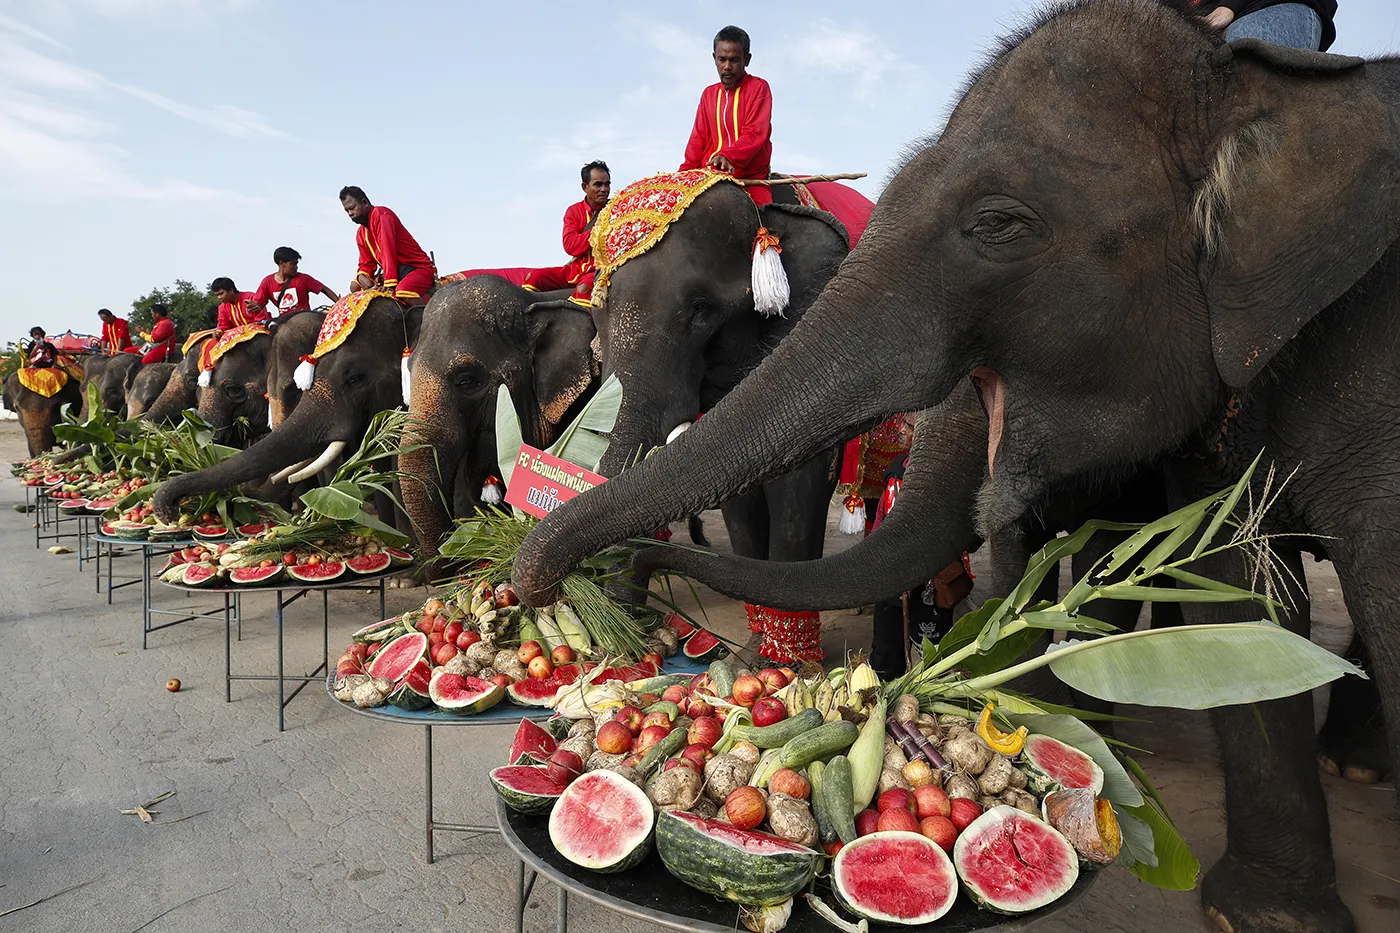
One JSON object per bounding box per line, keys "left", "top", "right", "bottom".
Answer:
{"left": 128, "top": 280, "right": 219, "bottom": 338}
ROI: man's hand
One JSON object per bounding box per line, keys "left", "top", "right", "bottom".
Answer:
{"left": 1204, "top": 6, "right": 1235, "bottom": 30}
{"left": 708, "top": 154, "right": 735, "bottom": 174}
{"left": 352, "top": 273, "right": 376, "bottom": 293}
{"left": 247, "top": 299, "right": 266, "bottom": 314}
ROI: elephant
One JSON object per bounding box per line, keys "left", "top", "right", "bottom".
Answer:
{"left": 196, "top": 330, "right": 272, "bottom": 445}
{"left": 264, "top": 311, "right": 324, "bottom": 428}
{"left": 3, "top": 368, "right": 84, "bottom": 456}
{"left": 399, "top": 277, "right": 598, "bottom": 562}
{"left": 141, "top": 339, "right": 206, "bottom": 425}
{"left": 80, "top": 352, "right": 141, "bottom": 417}
{"left": 153, "top": 297, "right": 420, "bottom": 523}
{"left": 579, "top": 180, "right": 850, "bottom": 574}
{"left": 514, "top": 6, "right": 1400, "bottom": 932}
{"left": 125, "top": 363, "right": 175, "bottom": 419}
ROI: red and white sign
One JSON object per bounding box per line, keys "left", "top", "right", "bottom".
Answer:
{"left": 504, "top": 444, "right": 606, "bottom": 519}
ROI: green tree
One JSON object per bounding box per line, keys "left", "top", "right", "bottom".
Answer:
{"left": 130, "top": 280, "right": 217, "bottom": 344}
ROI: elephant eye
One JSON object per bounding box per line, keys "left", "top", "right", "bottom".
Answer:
{"left": 970, "top": 210, "right": 1024, "bottom": 243}
{"left": 223, "top": 384, "right": 247, "bottom": 402}
{"left": 689, "top": 297, "right": 713, "bottom": 322}
{"left": 452, "top": 368, "right": 483, "bottom": 390}
{"left": 343, "top": 370, "right": 365, "bottom": 387}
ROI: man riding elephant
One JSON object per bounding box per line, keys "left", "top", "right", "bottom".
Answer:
{"left": 250, "top": 247, "right": 340, "bottom": 318}
{"left": 140, "top": 304, "right": 178, "bottom": 364}
{"left": 681, "top": 25, "right": 774, "bottom": 207}
{"left": 521, "top": 161, "right": 611, "bottom": 307}
{"left": 340, "top": 186, "right": 436, "bottom": 306}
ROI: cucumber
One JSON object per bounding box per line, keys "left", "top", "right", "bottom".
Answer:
{"left": 807, "top": 759, "right": 825, "bottom": 801}
{"left": 778, "top": 721, "right": 860, "bottom": 771}
{"left": 636, "top": 726, "right": 688, "bottom": 778}
{"left": 822, "top": 754, "right": 859, "bottom": 845}
{"left": 626, "top": 673, "right": 691, "bottom": 694}
{"left": 643, "top": 700, "right": 681, "bottom": 721}
{"left": 708, "top": 659, "right": 736, "bottom": 698}
{"left": 731, "top": 708, "right": 824, "bottom": 749}
{"left": 808, "top": 760, "right": 835, "bottom": 844}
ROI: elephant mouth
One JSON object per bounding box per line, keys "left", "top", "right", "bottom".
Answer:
{"left": 971, "top": 367, "right": 1005, "bottom": 478}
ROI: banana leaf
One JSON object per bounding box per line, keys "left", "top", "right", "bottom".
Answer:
{"left": 299, "top": 481, "right": 367, "bottom": 521}
{"left": 496, "top": 384, "right": 524, "bottom": 487}
{"left": 1124, "top": 801, "right": 1200, "bottom": 890}
{"left": 548, "top": 373, "right": 622, "bottom": 471}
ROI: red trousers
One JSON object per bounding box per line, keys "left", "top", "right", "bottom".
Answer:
{"left": 390, "top": 266, "right": 436, "bottom": 302}
{"left": 523, "top": 268, "right": 596, "bottom": 305}
{"left": 141, "top": 344, "right": 176, "bottom": 365}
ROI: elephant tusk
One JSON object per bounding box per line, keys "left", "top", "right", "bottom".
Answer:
{"left": 270, "top": 456, "right": 316, "bottom": 484}
{"left": 666, "top": 422, "right": 692, "bottom": 445}
{"left": 287, "top": 440, "right": 347, "bottom": 484}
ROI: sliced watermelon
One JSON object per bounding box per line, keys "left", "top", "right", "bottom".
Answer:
{"left": 286, "top": 561, "right": 346, "bottom": 583}
{"left": 192, "top": 525, "right": 228, "bottom": 540}
{"left": 428, "top": 670, "right": 505, "bottom": 713}
{"left": 181, "top": 563, "right": 218, "bottom": 587}
{"left": 384, "top": 547, "right": 414, "bottom": 567}
{"left": 506, "top": 678, "right": 563, "bottom": 707}
{"left": 683, "top": 628, "right": 726, "bottom": 662}
{"left": 366, "top": 632, "right": 429, "bottom": 682}
{"left": 551, "top": 771, "right": 656, "bottom": 872}
{"left": 664, "top": 612, "right": 696, "bottom": 639}
{"left": 346, "top": 553, "right": 392, "bottom": 575}
{"left": 229, "top": 565, "right": 283, "bottom": 585}
{"left": 58, "top": 498, "right": 90, "bottom": 511}
{"left": 237, "top": 522, "right": 271, "bottom": 537}
{"left": 491, "top": 765, "right": 567, "bottom": 814}
{"left": 509, "top": 719, "right": 559, "bottom": 765}
{"left": 389, "top": 659, "right": 433, "bottom": 710}
{"left": 87, "top": 498, "right": 117, "bottom": 512}
{"left": 352, "top": 616, "right": 405, "bottom": 644}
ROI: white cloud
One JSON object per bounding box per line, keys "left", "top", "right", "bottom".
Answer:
{"left": 107, "top": 82, "right": 289, "bottom": 139}
{"left": 776, "top": 22, "right": 927, "bottom": 100}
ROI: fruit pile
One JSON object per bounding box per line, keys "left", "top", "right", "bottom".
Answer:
{"left": 330, "top": 590, "right": 680, "bottom": 714}
{"left": 490, "top": 655, "right": 1127, "bottom": 931}
{"left": 161, "top": 530, "right": 409, "bottom": 587}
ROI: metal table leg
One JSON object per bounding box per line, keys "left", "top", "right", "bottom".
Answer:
{"left": 516, "top": 858, "right": 538, "bottom": 933}
{"left": 426, "top": 723, "right": 435, "bottom": 864}
{"left": 141, "top": 544, "right": 152, "bottom": 649}
{"left": 277, "top": 590, "right": 286, "bottom": 732}
{"left": 557, "top": 885, "right": 568, "bottom": 932}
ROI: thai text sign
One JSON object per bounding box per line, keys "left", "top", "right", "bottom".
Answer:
{"left": 504, "top": 444, "right": 606, "bottom": 519}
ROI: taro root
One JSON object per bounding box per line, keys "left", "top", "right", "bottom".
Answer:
{"left": 351, "top": 679, "right": 388, "bottom": 708}
{"left": 1007, "top": 766, "right": 1029, "bottom": 790}
{"left": 1001, "top": 788, "right": 1041, "bottom": 816}
{"left": 883, "top": 738, "right": 908, "bottom": 773}
{"left": 730, "top": 742, "right": 762, "bottom": 766}
{"left": 465, "top": 640, "right": 498, "bottom": 666}
{"left": 977, "top": 754, "right": 1017, "bottom": 796}
{"left": 442, "top": 655, "right": 478, "bottom": 677}
{"left": 1042, "top": 787, "right": 1122, "bottom": 867}
{"left": 652, "top": 627, "right": 680, "bottom": 653}
{"left": 605, "top": 764, "right": 644, "bottom": 786}
{"left": 648, "top": 766, "right": 703, "bottom": 810}
{"left": 476, "top": 666, "right": 497, "bottom": 681}
{"left": 494, "top": 648, "right": 520, "bottom": 671}
{"left": 559, "top": 734, "right": 595, "bottom": 762}
{"left": 692, "top": 797, "right": 719, "bottom": 819}
{"left": 586, "top": 750, "right": 626, "bottom": 772}
{"left": 979, "top": 794, "right": 1001, "bottom": 811}
{"left": 334, "top": 673, "right": 371, "bottom": 702}
{"left": 568, "top": 718, "right": 596, "bottom": 738}
{"left": 942, "top": 727, "right": 995, "bottom": 775}
{"left": 915, "top": 713, "right": 941, "bottom": 739}
{"left": 499, "top": 662, "right": 529, "bottom": 683}
{"left": 892, "top": 694, "right": 920, "bottom": 725}
{"left": 944, "top": 772, "right": 980, "bottom": 801}
{"left": 370, "top": 677, "right": 393, "bottom": 695}
{"left": 878, "top": 766, "right": 912, "bottom": 794}
{"left": 705, "top": 754, "right": 755, "bottom": 803}
{"left": 938, "top": 714, "right": 969, "bottom": 727}
{"left": 766, "top": 793, "right": 819, "bottom": 847}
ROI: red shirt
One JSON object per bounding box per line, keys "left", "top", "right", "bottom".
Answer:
{"left": 253, "top": 273, "right": 329, "bottom": 315}
{"left": 216, "top": 292, "right": 270, "bottom": 330}
{"left": 681, "top": 74, "right": 773, "bottom": 181}
{"left": 148, "top": 317, "right": 176, "bottom": 360}
{"left": 356, "top": 205, "right": 435, "bottom": 289}
{"left": 102, "top": 317, "right": 132, "bottom": 353}
{"left": 560, "top": 200, "right": 597, "bottom": 284}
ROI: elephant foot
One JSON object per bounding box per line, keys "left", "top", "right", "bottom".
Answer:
{"left": 1202, "top": 853, "right": 1354, "bottom": 933}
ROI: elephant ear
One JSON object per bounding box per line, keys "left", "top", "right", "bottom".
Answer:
{"left": 526, "top": 302, "right": 598, "bottom": 430}
{"left": 1201, "top": 43, "right": 1400, "bottom": 387}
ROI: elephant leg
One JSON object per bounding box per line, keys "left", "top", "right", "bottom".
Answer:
{"left": 1315, "top": 636, "right": 1391, "bottom": 783}
{"left": 720, "top": 490, "right": 769, "bottom": 560}
{"left": 1197, "top": 547, "right": 1354, "bottom": 933}
{"left": 763, "top": 453, "right": 834, "bottom": 563}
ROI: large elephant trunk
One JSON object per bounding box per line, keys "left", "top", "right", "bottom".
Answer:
{"left": 400, "top": 375, "right": 460, "bottom": 562}
{"left": 152, "top": 384, "right": 333, "bottom": 521}
{"left": 513, "top": 255, "right": 956, "bottom": 606}
{"left": 632, "top": 385, "right": 988, "bottom": 610}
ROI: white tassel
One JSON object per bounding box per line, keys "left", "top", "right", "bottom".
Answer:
{"left": 293, "top": 357, "right": 316, "bottom": 391}
{"left": 837, "top": 498, "right": 866, "bottom": 536}
{"left": 751, "top": 236, "right": 790, "bottom": 318}
{"left": 197, "top": 368, "right": 211, "bottom": 388}
{"left": 481, "top": 480, "right": 504, "bottom": 505}
{"left": 401, "top": 352, "right": 412, "bottom": 406}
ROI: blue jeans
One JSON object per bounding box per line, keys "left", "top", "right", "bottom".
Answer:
{"left": 1225, "top": 3, "right": 1323, "bottom": 51}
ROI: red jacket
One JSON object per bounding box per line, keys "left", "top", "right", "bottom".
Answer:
{"left": 144, "top": 317, "right": 177, "bottom": 362}
{"left": 560, "top": 200, "right": 596, "bottom": 285}
{"left": 102, "top": 317, "right": 132, "bottom": 353}
{"left": 216, "top": 293, "right": 269, "bottom": 330}
{"left": 681, "top": 74, "right": 773, "bottom": 181}
{"left": 356, "top": 205, "right": 435, "bottom": 289}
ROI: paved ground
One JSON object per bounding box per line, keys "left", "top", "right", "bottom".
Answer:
{"left": 0, "top": 420, "right": 1395, "bottom": 933}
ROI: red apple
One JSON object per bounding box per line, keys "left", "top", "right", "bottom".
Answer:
{"left": 641, "top": 711, "right": 673, "bottom": 732}
{"left": 551, "top": 644, "right": 575, "bottom": 665}
{"left": 493, "top": 583, "right": 519, "bottom": 607}
{"left": 595, "top": 720, "right": 632, "bottom": 755}
{"left": 664, "top": 757, "right": 701, "bottom": 774}
{"left": 443, "top": 621, "right": 464, "bottom": 644}
{"left": 517, "top": 640, "right": 543, "bottom": 664}
{"left": 614, "top": 705, "right": 644, "bottom": 735}
{"left": 750, "top": 697, "right": 788, "bottom": 727}
{"left": 685, "top": 692, "right": 714, "bottom": 719}
{"left": 456, "top": 630, "right": 482, "bottom": 650}
{"left": 635, "top": 724, "right": 672, "bottom": 754}
{"left": 431, "top": 642, "right": 459, "bottom": 666}
{"left": 757, "top": 667, "right": 789, "bottom": 694}
{"left": 431, "top": 616, "right": 446, "bottom": 634}
{"left": 877, "top": 808, "right": 921, "bottom": 834}
{"left": 689, "top": 672, "right": 710, "bottom": 692}
{"left": 730, "top": 675, "right": 764, "bottom": 708}
{"left": 913, "top": 785, "right": 951, "bottom": 821}
{"left": 855, "top": 809, "right": 881, "bottom": 837}
{"left": 527, "top": 656, "right": 554, "bottom": 679}
{"left": 490, "top": 673, "right": 512, "bottom": 688}
{"left": 415, "top": 618, "right": 434, "bottom": 635}
{"left": 636, "top": 693, "right": 660, "bottom": 708}
{"left": 822, "top": 840, "right": 844, "bottom": 856}
{"left": 622, "top": 754, "right": 642, "bottom": 769}
{"left": 769, "top": 768, "right": 811, "bottom": 800}
{"left": 686, "top": 716, "right": 722, "bottom": 748}
{"left": 427, "top": 632, "right": 444, "bottom": 647}
{"left": 948, "top": 798, "right": 984, "bottom": 833}
{"left": 661, "top": 684, "right": 690, "bottom": 705}
{"left": 680, "top": 743, "right": 715, "bottom": 769}
{"left": 920, "top": 815, "right": 958, "bottom": 852}
{"left": 546, "top": 749, "right": 583, "bottom": 786}
{"left": 778, "top": 667, "right": 797, "bottom": 683}
{"left": 724, "top": 786, "right": 767, "bottom": 831}
{"left": 877, "top": 788, "right": 914, "bottom": 813}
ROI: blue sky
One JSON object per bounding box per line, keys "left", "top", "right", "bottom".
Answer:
{"left": 2, "top": 0, "right": 1397, "bottom": 340}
